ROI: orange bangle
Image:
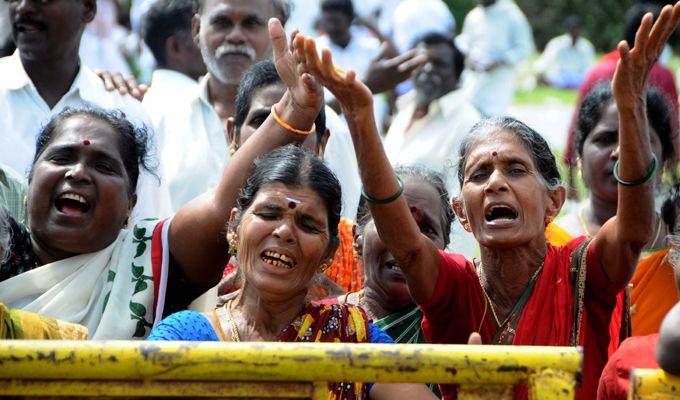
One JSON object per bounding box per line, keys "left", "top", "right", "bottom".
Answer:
{"left": 271, "top": 105, "right": 315, "bottom": 136}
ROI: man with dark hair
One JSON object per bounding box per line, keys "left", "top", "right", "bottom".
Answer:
{"left": 142, "top": 0, "right": 205, "bottom": 81}
{"left": 535, "top": 15, "right": 595, "bottom": 89}
{"left": 0, "top": 0, "right": 162, "bottom": 218}
{"left": 141, "top": 0, "right": 206, "bottom": 132}
{"left": 383, "top": 32, "right": 480, "bottom": 259}
{"left": 456, "top": 0, "right": 534, "bottom": 117}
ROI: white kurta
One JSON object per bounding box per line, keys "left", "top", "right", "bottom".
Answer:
{"left": 0, "top": 51, "right": 163, "bottom": 221}
{"left": 456, "top": 0, "right": 534, "bottom": 116}
{"left": 534, "top": 34, "right": 595, "bottom": 88}
{"left": 383, "top": 89, "right": 482, "bottom": 260}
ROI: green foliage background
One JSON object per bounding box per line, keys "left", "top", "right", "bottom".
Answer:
{"left": 445, "top": 0, "right": 675, "bottom": 52}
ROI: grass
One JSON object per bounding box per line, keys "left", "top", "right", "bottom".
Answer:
{"left": 514, "top": 85, "right": 578, "bottom": 106}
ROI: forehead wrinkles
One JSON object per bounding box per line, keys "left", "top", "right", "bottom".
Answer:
{"left": 464, "top": 131, "right": 534, "bottom": 171}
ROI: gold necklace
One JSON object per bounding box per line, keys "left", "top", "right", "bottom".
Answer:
{"left": 477, "top": 267, "right": 501, "bottom": 327}
{"left": 225, "top": 300, "right": 241, "bottom": 342}
{"left": 477, "top": 261, "right": 544, "bottom": 328}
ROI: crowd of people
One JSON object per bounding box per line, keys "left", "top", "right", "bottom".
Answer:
{"left": 1, "top": 0, "right": 680, "bottom": 399}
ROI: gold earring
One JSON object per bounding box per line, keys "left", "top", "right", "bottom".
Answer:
{"left": 545, "top": 216, "right": 553, "bottom": 226}
{"left": 227, "top": 232, "right": 239, "bottom": 255}
{"left": 229, "top": 140, "right": 238, "bottom": 156}
{"left": 464, "top": 223, "right": 471, "bottom": 232}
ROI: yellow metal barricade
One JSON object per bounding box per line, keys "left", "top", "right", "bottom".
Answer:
{"left": 630, "top": 369, "right": 680, "bottom": 399}
{"left": 0, "top": 341, "right": 582, "bottom": 399}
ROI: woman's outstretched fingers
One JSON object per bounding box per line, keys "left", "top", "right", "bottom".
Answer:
{"left": 269, "top": 18, "right": 288, "bottom": 62}
{"left": 467, "top": 332, "right": 483, "bottom": 345}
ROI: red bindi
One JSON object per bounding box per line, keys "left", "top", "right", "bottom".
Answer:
{"left": 83, "top": 139, "right": 91, "bottom": 146}
{"left": 492, "top": 151, "right": 498, "bottom": 157}
{"left": 410, "top": 206, "right": 418, "bottom": 213}
{"left": 288, "top": 201, "right": 297, "bottom": 209}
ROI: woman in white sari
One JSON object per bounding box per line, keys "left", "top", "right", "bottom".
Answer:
{"left": 0, "top": 20, "right": 325, "bottom": 340}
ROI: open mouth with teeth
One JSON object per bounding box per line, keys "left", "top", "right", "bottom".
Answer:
{"left": 485, "top": 205, "right": 518, "bottom": 222}
{"left": 261, "top": 250, "right": 297, "bottom": 269}
{"left": 55, "top": 193, "right": 91, "bottom": 216}
{"left": 384, "top": 259, "right": 401, "bottom": 272}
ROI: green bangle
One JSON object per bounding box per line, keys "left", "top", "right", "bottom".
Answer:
{"left": 362, "top": 176, "right": 404, "bottom": 205}
{"left": 613, "top": 155, "right": 658, "bottom": 186}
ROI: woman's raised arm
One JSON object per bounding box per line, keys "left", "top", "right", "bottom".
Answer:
{"left": 293, "top": 36, "right": 441, "bottom": 304}
{"left": 169, "top": 19, "right": 324, "bottom": 288}
{"left": 597, "top": 3, "right": 680, "bottom": 288}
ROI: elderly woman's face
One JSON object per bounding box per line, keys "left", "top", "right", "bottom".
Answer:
{"left": 27, "top": 115, "right": 134, "bottom": 257}
{"left": 581, "top": 101, "right": 663, "bottom": 203}
{"left": 236, "top": 182, "right": 332, "bottom": 299}
{"left": 361, "top": 179, "right": 448, "bottom": 309}
{"left": 459, "top": 130, "right": 559, "bottom": 247}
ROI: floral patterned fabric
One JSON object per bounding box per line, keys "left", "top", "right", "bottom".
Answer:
{"left": 0, "top": 215, "right": 38, "bottom": 282}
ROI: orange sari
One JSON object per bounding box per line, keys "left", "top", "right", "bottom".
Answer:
{"left": 630, "top": 249, "right": 678, "bottom": 336}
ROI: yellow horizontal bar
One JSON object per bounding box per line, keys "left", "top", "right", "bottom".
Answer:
{"left": 0, "top": 379, "right": 315, "bottom": 398}
{"left": 0, "top": 341, "right": 581, "bottom": 385}
{"left": 630, "top": 369, "right": 680, "bottom": 399}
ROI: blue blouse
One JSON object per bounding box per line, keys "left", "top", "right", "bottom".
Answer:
{"left": 148, "top": 310, "right": 394, "bottom": 343}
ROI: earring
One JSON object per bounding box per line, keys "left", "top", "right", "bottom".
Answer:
{"left": 545, "top": 216, "right": 553, "bottom": 226}
{"left": 464, "top": 223, "right": 471, "bottom": 232}
{"left": 318, "top": 259, "right": 332, "bottom": 273}
{"left": 229, "top": 139, "right": 238, "bottom": 156}
{"left": 227, "top": 232, "right": 239, "bottom": 255}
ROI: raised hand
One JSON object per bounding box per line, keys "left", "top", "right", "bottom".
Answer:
{"left": 612, "top": 2, "right": 680, "bottom": 107}
{"left": 269, "top": 18, "right": 323, "bottom": 118}
{"left": 293, "top": 35, "right": 375, "bottom": 115}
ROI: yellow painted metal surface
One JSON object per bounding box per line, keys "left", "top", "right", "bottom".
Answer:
{"left": 0, "top": 341, "right": 582, "bottom": 399}
{"left": 630, "top": 369, "right": 680, "bottom": 399}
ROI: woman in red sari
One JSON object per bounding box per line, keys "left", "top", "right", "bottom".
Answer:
{"left": 293, "top": 4, "right": 680, "bottom": 399}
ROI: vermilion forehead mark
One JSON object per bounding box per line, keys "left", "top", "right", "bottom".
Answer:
{"left": 286, "top": 197, "right": 300, "bottom": 209}
{"left": 83, "top": 139, "right": 91, "bottom": 146}
{"left": 492, "top": 151, "right": 498, "bottom": 157}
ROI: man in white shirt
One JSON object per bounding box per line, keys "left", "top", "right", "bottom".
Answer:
{"left": 384, "top": 33, "right": 481, "bottom": 259}
{"left": 0, "top": 0, "right": 161, "bottom": 219}
{"left": 456, "top": 0, "right": 534, "bottom": 117}
{"left": 154, "top": 0, "right": 362, "bottom": 220}
{"left": 141, "top": 0, "right": 206, "bottom": 134}
{"left": 534, "top": 16, "right": 595, "bottom": 89}
{"left": 384, "top": 33, "right": 480, "bottom": 196}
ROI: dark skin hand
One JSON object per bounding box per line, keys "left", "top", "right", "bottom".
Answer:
{"left": 96, "top": 70, "right": 148, "bottom": 101}
{"left": 169, "top": 19, "right": 323, "bottom": 288}
{"left": 293, "top": 3, "right": 680, "bottom": 322}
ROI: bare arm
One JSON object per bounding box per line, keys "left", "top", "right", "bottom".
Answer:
{"left": 168, "top": 19, "right": 323, "bottom": 288}
{"left": 597, "top": 3, "right": 680, "bottom": 289}
{"left": 295, "top": 35, "right": 441, "bottom": 304}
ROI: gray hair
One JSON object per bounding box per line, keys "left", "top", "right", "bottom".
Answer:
{"left": 0, "top": 205, "right": 10, "bottom": 262}
{"left": 456, "top": 116, "right": 562, "bottom": 191}
{"left": 197, "top": 0, "right": 291, "bottom": 24}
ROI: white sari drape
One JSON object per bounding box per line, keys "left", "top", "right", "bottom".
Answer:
{"left": 0, "top": 219, "right": 166, "bottom": 339}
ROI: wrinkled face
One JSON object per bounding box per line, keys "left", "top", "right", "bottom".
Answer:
{"left": 413, "top": 42, "right": 456, "bottom": 106}
{"left": 235, "top": 182, "right": 333, "bottom": 300}
{"left": 236, "top": 82, "right": 318, "bottom": 152}
{"left": 319, "top": 9, "right": 351, "bottom": 45}
{"left": 9, "top": 0, "right": 94, "bottom": 61}
{"left": 459, "top": 130, "right": 559, "bottom": 248}
{"left": 27, "top": 115, "right": 134, "bottom": 258}
{"left": 581, "top": 101, "right": 663, "bottom": 204}
{"left": 197, "top": 0, "right": 274, "bottom": 85}
{"left": 361, "top": 179, "right": 448, "bottom": 310}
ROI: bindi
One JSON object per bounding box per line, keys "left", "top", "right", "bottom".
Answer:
{"left": 286, "top": 197, "right": 300, "bottom": 209}
{"left": 83, "top": 139, "right": 91, "bottom": 146}
{"left": 491, "top": 151, "right": 498, "bottom": 157}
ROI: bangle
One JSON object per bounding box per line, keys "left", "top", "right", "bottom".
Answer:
{"left": 613, "top": 155, "right": 658, "bottom": 186}
{"left": 362, "top": 176, "right": 404, "bottom": 205}
{"left": 271, "top": 105, "right": 315, "bottom": 136}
